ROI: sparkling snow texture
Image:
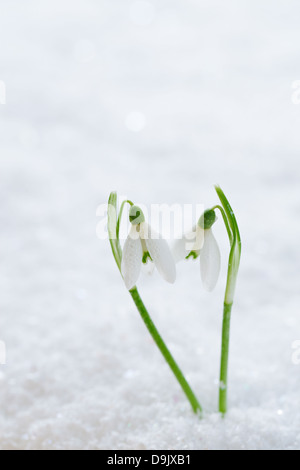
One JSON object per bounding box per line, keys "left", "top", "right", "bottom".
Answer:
{"left": 0, "top": 0, "right": 300, "bottom": 450}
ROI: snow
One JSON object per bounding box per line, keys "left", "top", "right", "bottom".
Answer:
{"left": 0, "top": 0, "right": 300, "bottom": 450}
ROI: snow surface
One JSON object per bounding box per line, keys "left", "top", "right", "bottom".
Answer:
{"left": 1, "top": 0, "right": 300, "bottom": 450}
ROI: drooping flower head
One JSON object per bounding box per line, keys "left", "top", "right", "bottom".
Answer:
{"left": 173, "top": 209, "right": 221, "bottom": 291}
{"left": 121, "top": 205, "right": 176, "bottom": 290}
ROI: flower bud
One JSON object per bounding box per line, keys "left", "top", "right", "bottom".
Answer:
{"left": 198, "top": 209, "right": 217, "bottom": 230}
{"left": 129, "top": 205, "right": 145, "bottom": 225}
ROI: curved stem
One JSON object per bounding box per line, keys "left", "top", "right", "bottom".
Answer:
{"left": 130, "top": 287, "right": 203, "bottom": 415}
{"left": 212, "top": 205, "right": 233, "bottom": 245}
{"left": 108, "top": 192, "right": 122, "bottom": 271}
{"left": 116, "top": 200, "right": 134, "bottom": 241}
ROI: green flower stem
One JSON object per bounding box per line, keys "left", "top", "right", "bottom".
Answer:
{"left": 129, "top": 287, "right": 203, "bottom": 415}
{"left": 215, "top": 186, "right": 241, "bottom": 416}
{"left": 116, "top": 199, "right": 133, "bottom": 241}
{"left": 212, "top": 205, "right": 233, "bottom": 245}
{"left": 219, "top": 302, "right": 232, "bottom": 415}
{"left": 108, "top": 192, "right": 122, "bottom": 272}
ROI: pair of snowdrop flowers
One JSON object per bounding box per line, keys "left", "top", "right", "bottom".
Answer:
{"left": 121, "top": 205, "right": 221, "bottom": 292}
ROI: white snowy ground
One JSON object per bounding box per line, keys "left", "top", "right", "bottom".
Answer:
{"left": 0, "top": 0, "right": 300, "bottom": 450}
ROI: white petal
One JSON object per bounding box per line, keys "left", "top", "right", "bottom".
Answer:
{"left": 172, "top": 236, "right": 191, "bottom": 263}
{"left": 140, "top": 238, "right": 155, "bottom": 275}
{"left": 141, "top": 260, "right": 155, "bottom": 275}
{"left": 141, "top": 223, "right": 176, "bottom": 284}
{"left": 194, "top": 227, "right": 205, "bottom": 251}
{"left": 172, "top": 226, "right": 204, "bottom": 262}
{"left": 121, "top": 225, "right": 143, "bottom": 290}
{"left": 200, "top": 229, "right": 221, "bottom": 292}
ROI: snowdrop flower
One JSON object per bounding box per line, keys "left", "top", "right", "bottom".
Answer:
{"left": 173, "top": 209, "right": 221, "bottom": 291}
{"left": 121, "top": 205, "right": 176, "bottom": 290}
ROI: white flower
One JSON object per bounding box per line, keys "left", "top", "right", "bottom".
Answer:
{"left": 199, "top": 228, "right": 221, "bottom": 291}
{"left": 173, "top": 210, "right": 221, "bottom": 292}
{"left": 121, "top": 206, "right": 176, "bottom": 290}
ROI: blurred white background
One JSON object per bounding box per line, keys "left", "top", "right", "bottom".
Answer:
{"left": 0, "top": 0, "right": 300, "bottom": 450}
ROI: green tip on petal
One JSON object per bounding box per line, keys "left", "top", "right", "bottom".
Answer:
{"left": 186, "top": 251, "right": 200, "bottom": 260}
{"left": 129, "top": 205, "right": 145, "bottom": 225}
{"left": 142, "top": 251, "right": 152, "bottom": 264}
{"left": 198, "top": 209, "right": 217, "bottom": 230}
